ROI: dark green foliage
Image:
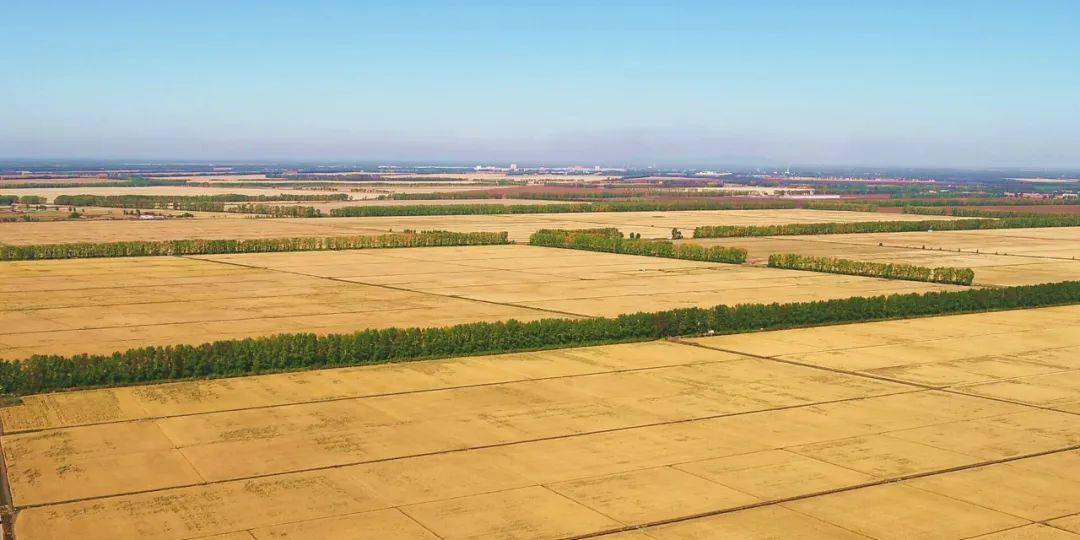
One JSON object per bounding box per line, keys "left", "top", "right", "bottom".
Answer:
{"left": 768, "top": 253, "right": 975, "bottom": 285}
{"left": 529, "top": 229, "right": 747, "bottom": 264}
{"left": 0, "top": 196, "right": 15, "bottom": 205}
{"left": 2, "top": 281, "right": 1077, "bottom": 394}
{"left": 330, "top": 199, "right": 805, "bottom": 217}
{"left": 905, "top": 206, "right": 1075, "bottom": 218}
{"left": 53, "top": 193, "right": 348, "bottom": 211}
{"left": 227, "top": 204, "right": 323, "bottom": 217}
{"left": 883, "top": 198, "right": 1080, "bottom": 208}
{"left": 803, "top": 201, "right": 879, "bottom": 212}
{"left": 694, "top": 215, "right": 1080, "bottom": 238}
{"left": 902, "top": 206, "right": 951, "bottom": 216}
{"left": 16, "top": 195, "right": 47, "bottom": 204}
{"left": 0, "top": 231, "right": 509, "bottom": 261}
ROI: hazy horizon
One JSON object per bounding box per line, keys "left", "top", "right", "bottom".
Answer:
{"left": 4, "top": 1, "right": 1079, "bottom": 168}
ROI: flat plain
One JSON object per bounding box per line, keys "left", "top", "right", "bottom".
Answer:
{"left": 4, "top": 305, "right": 1078, "bottom": 539}
{"left": 691, "top": 226, "right": 1080, "bottom": 286}
{"left": 0, "top": 208, "right": 956, "bottom": 244}
{"left": 0, "top": 244, "right": 963, "bottom": 359}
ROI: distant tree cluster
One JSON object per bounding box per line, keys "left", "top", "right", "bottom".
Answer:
{"left": 2, "top": 280, "right": 1076, "bottom": 395}
{"left": 0, "top": 231, "right": 509, "bottom": 261}
{"left": 768, "top": 253, "right": 975, "bottom": 285}
{"left": 694, "top": 215, "right": 1080, "bottom": 238}
{"left": 529, "top": 228, "right": 747, "bottom": 264}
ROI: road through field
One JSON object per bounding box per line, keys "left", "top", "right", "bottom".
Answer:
{"left": 3, "top": 306, "right": 1078, "bottom": 539}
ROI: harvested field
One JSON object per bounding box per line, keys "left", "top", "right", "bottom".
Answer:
{"left": 689, "top": 227, "right": 1080, "bottom": 286}
{"left": 0, "top": 244, "right": 963, "bottom": 359}
{"left": 0, "top": 208, "right": 958, "bottom": 245}
{"left": 4, "top": 306, "right": 1078, "bottom": 539}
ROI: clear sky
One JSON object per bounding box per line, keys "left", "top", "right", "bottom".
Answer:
{"left": 3, "top": 1, "right": 1079, "bottom": 168}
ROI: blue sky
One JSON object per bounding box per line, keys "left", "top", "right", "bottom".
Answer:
{"left": 2, "top": 1, "right": 1079, "bottom": 167}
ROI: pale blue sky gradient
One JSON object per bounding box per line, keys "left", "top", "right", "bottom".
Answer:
{"left": 3, "top": 1, "right": 1079, "bottom": 167}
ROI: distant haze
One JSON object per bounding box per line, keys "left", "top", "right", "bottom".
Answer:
{"left": 3, "top": 1, "right": 1078, "bottom": 168}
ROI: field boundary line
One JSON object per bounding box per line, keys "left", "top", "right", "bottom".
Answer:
{"left": 3, "top": 350, "right": 747, "bottom": 435}
{"left": 183, "top": 255, "right": 592, "bottom": 319}
{"left": 10, "top": 388, "right": 925, "bottom": 510}
{"left": 563, "top": 443, "right": 1080, "bottom": 540}
{"left": 678, "top": 339, "right": 1080, "bottom": 416}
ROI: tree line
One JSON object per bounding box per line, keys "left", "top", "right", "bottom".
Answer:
{"left": 382, "top": 190, "right": 798, "bottom": 202}
{"left": 882, "top": 197, "right": 1080, "bottom": 208}
{"left": 329, "top": 199, "right": 818, "bottom": 217}
{"left": 768, "top": 253, "right": 975, "bottom": 285}
{"left": 0, "top": 195, "right": 47, "bottom": 205}
{"left": 1, "top": 280, "right": 1075, "bottom": 394}
{"left": 694, "top": 214, "right": 1080, "bottom": 238}
{"left": 529, "top": 228, "right": 747, "bottom": 264}
{"left": 802, "top": 202, "right": 879, "bottom": 212}
{"left": 0, "top": 231, "right": 509, "bottom": 261}
{"left": 226, "top": 204, "right": 324, "bottom": 217}
{"left": 903, "top": 206, "right": 1075, "bottom": 218}
{"left": 54, "top": 193, "right": 349, "bottom": 209}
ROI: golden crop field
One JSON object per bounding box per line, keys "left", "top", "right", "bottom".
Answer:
{"left": 0, "top": 208, "right": 956, "bottom": 244}
{"left": 4, "top": 306, "right": 1077, "bottom": 539}
{"left": 0, "top": 245, "right": 965, "bottom": 359}
{"left": 690, "top": 226, "right": 1080, "bottom": 286}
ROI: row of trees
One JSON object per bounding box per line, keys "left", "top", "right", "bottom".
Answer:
{"left": 883, "top": 197, "right": 1080, "bottom": 208}
{"left": 53, "top": 193, "right": 349, "bottom": 209}
{"left": 0, "top": 195, "right": 47, "bottom": 204}
{"left": 2, "top": 280, "right": 1075, "bottom": 394}
{"left": 0, "top": 231, "right": 509, "bottom": 261}
{"left": 226, "top": 204, "right": 323, "bottom": 217}
{"left": 383, "top": 189, "right": 790, "bottom": 201}
{"left": 529, "top": 228, "right": 747, "bottom": 263}
{"left": 768, "top": 253, "right": 975, "bottom": 285}
{"left": 330, "top": 199, "right": 815, "bottom": 217}
{"left": 694, "top": 215, "right": 1080, "bottom": 238}
{"left": 802, "top": 202, "right": 879, "bottom": 212}
{"left": 903, "top": 206, "right": 1074, "bottom": 218}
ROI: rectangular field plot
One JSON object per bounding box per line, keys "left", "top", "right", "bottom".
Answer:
{"left": 0, "top": 208, "right": 957, "bottom": 244}
{"left": 5, "top": 306, "right": 1079, "bottom": 539}
{"left": 692, "top": 226, "right": 1080, "bottom": 286}
{"left": 196, "top": 244, "right": 964, "bottom": 318}
{"left": 0, "top": 253, "right": 553, "bottom": 359}
{"left": 0, "top": 244, "right": 964, "bottom": 358}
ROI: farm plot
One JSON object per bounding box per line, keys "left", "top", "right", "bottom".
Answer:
{"left": 0, "top": 244, "right": 963, "bottom": 358}
{"left": 4, "top": 306, "right": 1078, "bottom": 539}
{"left": 0, "top": 253, "right": 554, "bottom": 360}
{"left": 690, "top": 227, "right": 1080, "bottom": 286}
{"left": 0, "top": 208, "right": 959, "bottom": 245}
{"left": 194, "top": 244, "right": 964, "bottom": 318}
